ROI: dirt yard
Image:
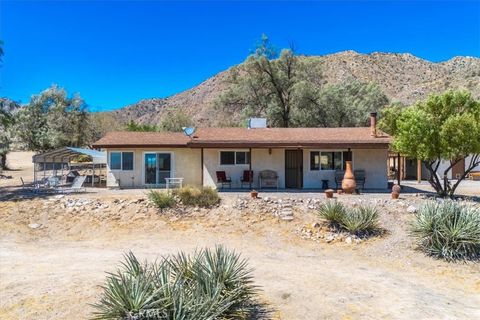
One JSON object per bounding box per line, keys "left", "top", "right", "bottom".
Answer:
{"left": 1, "top": 152, "right": 479, "bottom": 320}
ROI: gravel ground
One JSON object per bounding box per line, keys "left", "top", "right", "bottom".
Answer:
{"left": 0, "top": 152, "right": 479, "bottom": 319}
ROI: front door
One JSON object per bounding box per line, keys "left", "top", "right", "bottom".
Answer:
{"left": 144, "top": 153, "right": 172, "bottom": 185}
{"left": 285, "top": 150, "right": 303, "bottom": 188}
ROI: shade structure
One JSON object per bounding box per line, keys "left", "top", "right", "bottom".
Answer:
{"left": 32, "top": 147, "right": 106, "bottom": 164}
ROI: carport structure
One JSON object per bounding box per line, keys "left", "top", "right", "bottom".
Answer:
{"left": 32, "top": 147, "right": 107, "bottom": 187}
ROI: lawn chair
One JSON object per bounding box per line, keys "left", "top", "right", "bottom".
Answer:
{"left": 216, "top": 171, "right": 232, "bottom": 189}
{"left": 241, "top": 170, "right": 253, "bottom": 188}
{"left": 335, "top": 170, "right": 345, "bottom": 189}
{"left": 20, "top": 177, "right": 34, "bottom": 192}
{"left": 58, "top": 175, "right": 87, "bottom": 193}
{"left": 259, "top": 170, "right": 278, "bottom": 189}
{"left": 354, "top": 169, "right": 366, "bottom": 191}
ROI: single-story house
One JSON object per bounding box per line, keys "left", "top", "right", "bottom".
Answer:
{"left": 92, "top": 114, "right": 391, "bottom": 190}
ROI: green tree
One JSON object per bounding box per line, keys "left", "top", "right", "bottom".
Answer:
{"left": 216, "top": 35, "right": 388, "bottom": 128}
{"left": 0, "top": 99, "right": 17, "bottom": 170}
{"left": 296, "top": 79, "right": 389, "bottom": 127}
{"left": 386, "top": 90, "right": 480, "bottom": 197}
{"left": 159, "top": 110, "right": 193, "bottom": 132}
{"left": 124, "top": 120, "right": 159, "bottom": 132}
{"left": 216, "top": 34, "right": 321, "bottom": 127}
{"left": 14, "top": 85, "right": 91, "bottom": 152}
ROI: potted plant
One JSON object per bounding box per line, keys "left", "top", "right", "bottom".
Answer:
{"left": 391, "top": 184, "right": 401, "bottom": 199}
{"left": 250, "top": 190, "right": 258, "bottom": 199}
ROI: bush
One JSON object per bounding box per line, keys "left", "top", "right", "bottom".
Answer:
{"left": 339, "top": 206, "right": 380, "bottom": 235}
{"left": 92, "top": 246, "right": 257, "bottom": 320}
{"left": 411, "top": 201, "right": 480, "bottom": 261}
{"left": 318, "top": 202, "right": 380, "bottom": 235}
{"left": 174, "top": 186, "right": 220, "bottom": 207}
{"left": 318, "top": 201, "right": 346, "bottom": 226}
{"left": 147, "top": 190, "right": 176, "bottom": 210}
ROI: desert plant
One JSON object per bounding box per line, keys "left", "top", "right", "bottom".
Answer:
{"left": 339, "top": 205, "right": 380, "bottom": 235}
{"left": 147, "top": 190, "right": 176, "bottom": 210}
{"left": 92, "top": 246, "right": 257, "bottom": 320}
{"left": 411, "top": 201, "right": 480, "bottom": 261}
{"left": 173, "top": 186, "right": 220, "bottom": 207}
{"left": 318, "top": 203, "right": 380, "bottom": 235}
{"left": 318, "top": 201, "right": 346, "bottom": 227}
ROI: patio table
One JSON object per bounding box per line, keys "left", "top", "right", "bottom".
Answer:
{"left": 165, "top": 177, "right": 184, "bottom": 190}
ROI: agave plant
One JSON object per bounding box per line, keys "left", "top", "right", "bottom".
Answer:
{"left": 317, "top": 201, "right": 346, "bottom": 226}
{"left": 339, "top": 205, "right": 380, "bottom": 235}
{"left": 411, "top": 201, "right": 480, "bottom": 261}
{"left": 92, "top": 246, "right": 258, "bottom": 320}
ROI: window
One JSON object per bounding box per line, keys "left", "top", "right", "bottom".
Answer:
{"left": 220, "top": 151, "right": 251, "bottom": 165}
{"left": 220, "top": 151, "right": 235, "bottom": 165}
{"left": 310, "top": 151, "right": 347, "bottom": 171}
{"left": 235, "top": 151, "right": 250, "bottom": 165}
{"left": 310, "top": 151, "right": 320, "bottom": 170}
{"left": 122, "top": 152, "right": 134, "bottom": 170}
{"left": 110, "top": 151, "right": 134, "bottom": 170}
{"left": 110, "top": 152, "right": 121, "bottom": 170}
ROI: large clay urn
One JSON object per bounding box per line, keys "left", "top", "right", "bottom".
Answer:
{"left": 342, "top": 161, "right": 356, "bottom": 194}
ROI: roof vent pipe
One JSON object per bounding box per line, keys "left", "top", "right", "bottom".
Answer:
{"left": 370, "top": 112, "right": 377, "bottom": 137}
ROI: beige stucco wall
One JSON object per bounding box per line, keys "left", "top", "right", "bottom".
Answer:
{"left": 353, "top": 149, "right": 388, "bottom": 189}
{"left": 303, "top": 149, "right": 387, "bottom": 189}
{"left": 105, "top": 148, "right": 201, "bottom": 188}
{"left": 104, "top": 147, "right": 388, "bottom": 190}
{"left": 203, "top": 148, "right": 285, "bottom": 189}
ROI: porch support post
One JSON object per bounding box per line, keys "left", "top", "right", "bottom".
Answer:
{"left": 396, "top": 153, "right": 401, "bottom": 187}
{"left": 200, "top": 148, "right": 204, "bottom": 187}
{"left": 92, "top": 163, "right": 95, "bottom": 187}
{"left": 417, "top": 159, "right": 422, "bottom": 183}
{"left": 249, "top": 147, "right": 252, "bottom": 190}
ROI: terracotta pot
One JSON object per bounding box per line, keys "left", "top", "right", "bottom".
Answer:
{"left": 250, "top": 191, "right": 258, "bottom": 199}
{"left": 325, "top": 189, "right": 334, "bottom": 198}
{"left": 391, "top": 191, "right": 399, "bottom": 199}
{"left": 342, "top": 161, "right": 356, "bottom": 194}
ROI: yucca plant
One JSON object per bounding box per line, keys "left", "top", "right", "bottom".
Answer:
{"left": 92, "top": 246, "right": 258, "bottom": 319}
{"left": 411, "top": 201, "right": 480, "bottom": 261}
{"left": 147, "top": 190, "right": 176, "bottom": 211}
{"left": 339, "top": 205, "right": 380, "bottom": 235}
{"left": 317, "top": 201, "right": 346, "bottom": 226}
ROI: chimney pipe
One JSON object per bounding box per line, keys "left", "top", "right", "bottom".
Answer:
{"left": 370, "top": 112, "right": 377, "bottom": 137}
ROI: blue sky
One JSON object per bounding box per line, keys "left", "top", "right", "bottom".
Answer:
{"left": 1, "top": 1, "right": 479, "bottom": 111}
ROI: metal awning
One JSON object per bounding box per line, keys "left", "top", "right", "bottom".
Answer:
{"left": 32, "top": 147, "right": 107, "bottom": 164}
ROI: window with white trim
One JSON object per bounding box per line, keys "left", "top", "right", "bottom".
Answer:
{"left": 220, "top": 151, "right": 250, "bottom": 165}
{"left": 110, "top": 152, "right": 134, "bottom": 171}
{"left": 310, "top": 151, "right": 347, "bottom": 171}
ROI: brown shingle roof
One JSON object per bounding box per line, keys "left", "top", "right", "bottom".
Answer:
{"left": 92, "top": 131, "right": 190, "bottom": 148}
{"left": 92, "top": 127, "right": 391, "bottom": 149}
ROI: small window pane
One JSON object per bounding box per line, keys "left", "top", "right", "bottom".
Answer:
{"left": 110, "top": 152, "right": 121, "bottom": 170}
{"left": 122, "top": 152, "right": 134, "bottom": 170}
{"left": 220, "top": 151, "right": 235, "bottom": 165}
{"left": 310, "top": 151, "right": 320, "bottom": 170}
{"left": 320, "top": 152, "right": 333, "bottom": 170}
{"left": 333, "top": 152, "right": 343, "bottom": 170}
{"left": 235, "top": 151, "right": 250, "bottom": 165}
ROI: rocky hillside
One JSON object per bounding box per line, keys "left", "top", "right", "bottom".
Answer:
{"left": 111, "top": 51, "right": 480, "bottom": 126}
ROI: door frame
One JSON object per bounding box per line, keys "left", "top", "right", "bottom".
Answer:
{"left": 285, "top": 149, "right": 303, "bottom": 189}
{"left": 142, "top": 151, "right": 175, "bottom": 186}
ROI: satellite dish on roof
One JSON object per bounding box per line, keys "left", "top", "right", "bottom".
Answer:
{"left": 182, "top": 127, "right": 196, "bottom": 138}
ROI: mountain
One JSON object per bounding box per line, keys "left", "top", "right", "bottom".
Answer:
{"left": 111, "top": 51, "right": 480, "bottom": 126}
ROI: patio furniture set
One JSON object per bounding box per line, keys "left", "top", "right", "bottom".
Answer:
{"left": 216, "top": 169, "right": 366, "bottom": 190}
{"left": 21, "top": 174, "right": 88, "bottom": 194}
{"left": 216, "top": 170, "right": 279, "bottom": 189}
